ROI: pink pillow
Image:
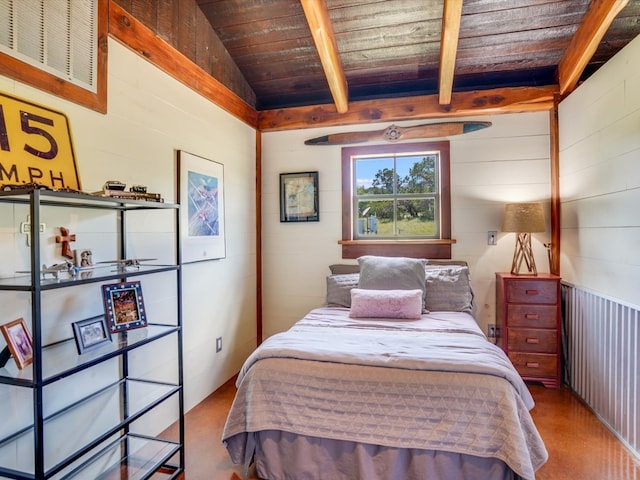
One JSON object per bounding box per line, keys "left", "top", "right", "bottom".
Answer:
{"left": 349, "top": 288, "right": 423, "bottom": 319}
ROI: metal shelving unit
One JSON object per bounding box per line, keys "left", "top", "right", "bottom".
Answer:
{"left": 0, "top": 188, "right": 184, "bottom": 479}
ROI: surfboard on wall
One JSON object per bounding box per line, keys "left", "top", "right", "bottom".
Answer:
{"left": 304, "top": 121, "right": 491, "bottom": 145}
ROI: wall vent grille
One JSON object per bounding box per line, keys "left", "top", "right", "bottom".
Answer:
{"left": 0, "top": 0, "right": 97, "bottom": 93}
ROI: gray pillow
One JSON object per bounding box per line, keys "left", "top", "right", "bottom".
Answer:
{"left": 357, "top": 256, "right": 426, "bottom": 301}
{"left": 331, "top": 260, "right": 469, "bottom": 272}
{"left": 329, "top": 264, "right": 360, "bottom": 275}
{"left": 424, "top": 265, "right": 474, "bottom": 312}
{"left": 425, "top": 259, "right": 468, "bottom": 267}
{"left": 326, "top": 273, "right": 359, "bottom": 307}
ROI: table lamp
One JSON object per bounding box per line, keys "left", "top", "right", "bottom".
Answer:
{"left": 502, "top": 202, "right": 545, "bottom": 275}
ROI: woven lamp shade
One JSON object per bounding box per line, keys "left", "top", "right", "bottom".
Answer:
{"left": 502, "top": 202, "right": 545, "bottom": 275}
{"left": 502, "top": 203, "right": 545, "bottom": 233}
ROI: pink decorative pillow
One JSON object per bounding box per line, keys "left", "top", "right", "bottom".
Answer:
{"left": 349, "top": 288, "right": 423, "bottom": 319}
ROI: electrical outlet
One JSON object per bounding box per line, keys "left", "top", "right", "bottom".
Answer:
{"left": 488, "top": 231, "right": 497, "bottom": 245}
{"left": 487, "top": 324, "right": 497, "bottom": 338}
{"left": 216, "top": 336, "right": 222, "bottom": 353}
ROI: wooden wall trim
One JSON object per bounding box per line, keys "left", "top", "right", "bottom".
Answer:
{"left": 255, "top": 130, "right": 263, "bottom": 346}
{"left": 108, "top": 1, "right": 258, "bottom": 128}
{"left": 258, "top": 85, "right": 558, "bottom": 132}
{"left": 549, "top": 97, "right": 561, "bottom": 276}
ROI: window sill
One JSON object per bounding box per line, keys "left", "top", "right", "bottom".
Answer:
{"left": 338, "top": 239, "right": 456, "bottom": 259}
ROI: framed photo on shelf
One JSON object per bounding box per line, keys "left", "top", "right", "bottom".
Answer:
{"left": 72, "top": 317, "right": 112, "bottom": 354}
{"left": 280, "top": 171, "right": 319, "bottom": 222}
{"left": 0, "top": 318, "right": 33, "bottom": 369}
{"left": 177, "top": 150, "right": 226, "bottom": 263}
{"left": 102, "top": 281, "right": 147, "bottom": 333}
{"left": 74, "top": 248, "right": 94, "bottom": 268}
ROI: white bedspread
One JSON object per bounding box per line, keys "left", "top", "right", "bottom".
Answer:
{"left": 223, "top": 307, "right": 548, "bottom": 480}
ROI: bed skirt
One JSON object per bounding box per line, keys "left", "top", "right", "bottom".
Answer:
{"left": 226, "top": 430, "right": 520, "bottom": 480}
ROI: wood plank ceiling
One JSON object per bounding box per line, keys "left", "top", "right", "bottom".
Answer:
{"left": 195, "top": 0, "right": 640, "bottom": 112}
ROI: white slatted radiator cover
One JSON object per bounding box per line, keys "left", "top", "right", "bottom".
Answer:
{"left": 562, "top": 282, "right": 640, "bottom": 458}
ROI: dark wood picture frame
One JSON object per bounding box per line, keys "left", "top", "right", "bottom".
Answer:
{"left": 72, "top": 317, "right": 112, "bottom": 354}
{"left": 280, "top": 171, "right": 319, "bottom": 222}
{"left": 102, "top": 281, "right": 148, "bottom": 333}
{"left": 0, "top": 318, "right": 33, "bottom": 369}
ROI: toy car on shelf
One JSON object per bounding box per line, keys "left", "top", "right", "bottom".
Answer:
{"left": 103, "top": 180, "right": 126, "bottom": 191}
{"left": 129, "top": 185, "right": 147, "bottom": 193}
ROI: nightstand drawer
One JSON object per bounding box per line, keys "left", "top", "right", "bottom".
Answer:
{"left": 507, "top": 280, "right": 557, "bottom": 304}
{"left": 508, "top": 352, "right": 558, "bottom": 377}
{"left": 507, "top": 328, "right": 557, "bottom": 353}
{"left": 506, "top": 304, "right": 557, "bottom": 328}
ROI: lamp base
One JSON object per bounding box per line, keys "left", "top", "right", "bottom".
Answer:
{"left": 511, "top": 232, "right": 538, "bottom": 275}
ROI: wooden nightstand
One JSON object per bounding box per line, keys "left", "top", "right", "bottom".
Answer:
{"left": 496, "top": 272, "right": 561, "bottom": 388}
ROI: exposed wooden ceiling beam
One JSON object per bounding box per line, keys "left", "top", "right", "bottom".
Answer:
{"left": 258, "top": 85, "right": 558, "bottom": 132}
{"left": 439, "top": 0, "right": 463, "bottom": 105}
{"left": 558, "top": 0, "right": 629, "bottom": 95}
{"left": 300, "top": 0, "right": 349, "bottom": 113}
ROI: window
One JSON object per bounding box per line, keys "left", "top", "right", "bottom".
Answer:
{"left": 354, "top": 152, "right": 440, "bottom": 239}
{"left": 341, "top": 141, "right": 453, "bottom": 259}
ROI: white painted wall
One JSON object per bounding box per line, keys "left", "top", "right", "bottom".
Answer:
{"left": 0, "top": 37, "right": 257, "bottom": 453}
{"left": 559, "top": 34, "right": 640, "bottom": 307}
{"left": 262, "top": 111, "right": 552, "bottom": 338}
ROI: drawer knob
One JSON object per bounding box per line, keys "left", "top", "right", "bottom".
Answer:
{"left": 525, "top": 313, "right": 539, "bottom": 320}
{"left": 526, "top": 337, "right": 540, "bottom": 344}
{"left": 526, "top": 362, "right": 540, "bottom": 368}
{"left": 525, "top": 289, "right": 539, "bottom": 295}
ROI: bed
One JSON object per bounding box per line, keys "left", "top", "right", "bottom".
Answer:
{"left": 223, "top": 257, "right": 548, "bottom": 480}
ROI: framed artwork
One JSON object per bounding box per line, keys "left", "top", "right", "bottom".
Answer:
{"left": 0, "top": 318, "right": 33, "bottom": 369}
{"left": 102, "top": 281, "right": 147, "bottom": 333}
{"left": 280, "top": 171, "right": 319, "bottom": 222}
{"left": 177, "top": 150, "right": 226, "bottom": 263}
{"left": 72, "top": 317, "right": 112, "bottom": 354}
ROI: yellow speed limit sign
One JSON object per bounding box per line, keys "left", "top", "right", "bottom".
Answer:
{"left": 0, "top": 91, "right": 81, "bottom": 190}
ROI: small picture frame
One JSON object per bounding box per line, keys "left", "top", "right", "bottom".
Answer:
{"left": 72, "top": 317, "right": 112, "bottom": 354}
{"left": 102, "top": 281, "right": 147, "bottom": 333}
{"left": 280, "top": 171, "right": 319, "bottom": 222}
{"left": 74, "top": 248, "right": 94, "bottom": 268}
{"left": 0, "top": 318, "right": 33, "bottom": 369}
